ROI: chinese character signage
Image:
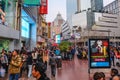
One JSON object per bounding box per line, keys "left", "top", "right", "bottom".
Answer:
{"left": 23, "top": 0, "right": 41, "bottom": 6}
{"left": 88, "top": 38, "right": 111, "bottom": 68}
{"left": 39, "top": 0, "right": 48, "bottom": 14}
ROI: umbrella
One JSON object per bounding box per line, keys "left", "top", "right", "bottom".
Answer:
{"left": 52, "top": 43, "right": 58, "bottom": 47}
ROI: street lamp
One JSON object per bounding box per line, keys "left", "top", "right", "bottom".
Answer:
{"left": 108, "top": 29, "right": 111, "bottom": 39}
{"left": 114, "top": 32, "right": 116, "bottom": 47}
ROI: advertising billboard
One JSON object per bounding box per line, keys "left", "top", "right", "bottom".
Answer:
{"left": 88, "top": 39, "right": 111, "bottom": 68}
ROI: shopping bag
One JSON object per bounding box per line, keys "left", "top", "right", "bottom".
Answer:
{"left": 0, "top": 68, "right": 5, "bottom": 77}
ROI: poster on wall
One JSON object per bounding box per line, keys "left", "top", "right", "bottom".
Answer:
{"left": 88, "top": 38, "right": 111, "bottom": 68}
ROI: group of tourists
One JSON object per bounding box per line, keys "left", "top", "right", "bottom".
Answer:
{"left": 0, "top": 46, "right": 56, "bottom": 80}
{"left": 0, "top": 45, "right": 78, "bottom": 80}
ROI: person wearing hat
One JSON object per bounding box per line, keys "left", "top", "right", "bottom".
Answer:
{"left": 32, "top": 62, "right": 50, "bottom": 80}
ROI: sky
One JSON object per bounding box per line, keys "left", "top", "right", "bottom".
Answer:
{"left": 46, "top": 0, "right": 115, "bottom": 22}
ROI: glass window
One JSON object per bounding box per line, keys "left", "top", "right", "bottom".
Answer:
{"left": 112, "top": 4, "right": 115, "bottom": 9}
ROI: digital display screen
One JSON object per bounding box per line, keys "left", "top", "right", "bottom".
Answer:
{"left": 88, "top": 39, "right": 111, "bottom": 68}
{"left": 21, "top": 18, "right": 30, "bottom": 38}
{"left": 55, "top": 34, "right": 61, "bottom": 44}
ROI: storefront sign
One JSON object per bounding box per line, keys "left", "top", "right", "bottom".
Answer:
{"left": 39, "top": 0, "right": 48, "bottom": 14}
{"left": 23, "top": 0, "right": 41, "bottom": 6}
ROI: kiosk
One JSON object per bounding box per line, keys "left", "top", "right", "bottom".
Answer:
{"left": 88, "top": 38, "right": 111, "bottom": 79}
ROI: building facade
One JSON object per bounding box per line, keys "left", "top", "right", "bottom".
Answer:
{"left": 65, "top": 0, "right": 91, "bottom": 42}
{"left": 0, "top": 0, "right": 20, "bottom": 51}
{"left": 61, "top": 21, "right": 71, "bottom": 40}
{"left": 21, "top": 6, "right": 37, "bottom": 51}
{"left": 0, "top": 0, "right": 39, "bottom": 51}
{"left": 103, "top": 0, "right": 120, "bottom": 15}
{"left": 51, "top": 13, "right": 65, "bottom": 43}
{"left": 71, "top": 10, "right": 120, "bottom": 46}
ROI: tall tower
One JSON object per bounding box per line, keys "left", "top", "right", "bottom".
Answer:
{"left": 66, "top": 0, "right": 77, "bottom": 19}
{"left": 91, "top": 0, "right": 103, "bottom": 12}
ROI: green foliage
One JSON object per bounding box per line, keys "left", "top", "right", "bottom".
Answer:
{"left": 0, "top": 40, "right": 9, "bottom": 52}
{"left": 59, "top": 41, "right": 72, "bottom": 52}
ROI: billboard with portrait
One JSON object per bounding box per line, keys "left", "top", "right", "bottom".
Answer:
{"left": 88, "top": 38, "right": 111, "bottom": 68}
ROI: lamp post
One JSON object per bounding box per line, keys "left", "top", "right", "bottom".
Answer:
{"left": 84, "top": 28, "right": 90, "bottom": 41}
{"left": 108, "top": 29, "right": 110, "bottom": 39}
{"left": 114, "top": 32, "right": 116, "bottom": 47}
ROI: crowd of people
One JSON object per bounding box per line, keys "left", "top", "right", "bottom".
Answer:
{"left": 0, "top": 45, "right": 120, "bottom": 80}
{"left": 0, "top": 47, "right": 52, "bottom": 80}
{"left": 0, "top": 45, "right": 76, "bottom": 80}
{"left": 0, "top": 45, "right": 78, "bottom": 80}
{"left": 93, "top": 68, "right": 120, "bottom": 80}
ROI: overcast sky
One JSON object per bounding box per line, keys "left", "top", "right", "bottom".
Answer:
{"left": 46, "top": 0, "right": 115, "bottom": 22}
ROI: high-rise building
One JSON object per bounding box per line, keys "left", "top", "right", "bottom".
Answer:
{"left": 66, "top": 0, "right": 77, "bottom": 19}
{"left": 66, "top": 0, "right": 91, "bottom": 19}
{"left": 91, "top": 0, "right": 103, "bottom": 12}
{"left": 103, "top": 0, "right": 120, "bottom": 15}
{"left": 65, "top": 0, "right": 91, "bottom": 41}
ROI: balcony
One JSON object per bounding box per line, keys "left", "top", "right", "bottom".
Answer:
{"left": 0, "top": 24, "right": 20, "bottom": 39}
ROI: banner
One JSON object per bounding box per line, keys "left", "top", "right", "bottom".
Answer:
{"left": 39, "top": 0, "right": 48, "bottom": 14}
{"left": 23, "top": 0, "right": 41, "bottom": 6}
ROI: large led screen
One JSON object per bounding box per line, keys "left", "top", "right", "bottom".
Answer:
{"left": 88, "top": 39, "right": 111, "bottom": 68}
{"left": 21, "top": 18, "right": 30, "bottom": 38}
{"left": 55, "top": 34, "right": 61, "bottom": 44}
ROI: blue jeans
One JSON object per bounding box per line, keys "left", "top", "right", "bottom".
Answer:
{"left": 9, "top": 73, "right": 19, "bottom": 80}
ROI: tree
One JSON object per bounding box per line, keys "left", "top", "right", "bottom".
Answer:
{"left": 59, "top": 41, "right": 72, "bottom": 52}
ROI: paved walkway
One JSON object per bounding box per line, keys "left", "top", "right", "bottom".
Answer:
{"left": 55, "top": 57, "right": 89, "bottom": 80}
